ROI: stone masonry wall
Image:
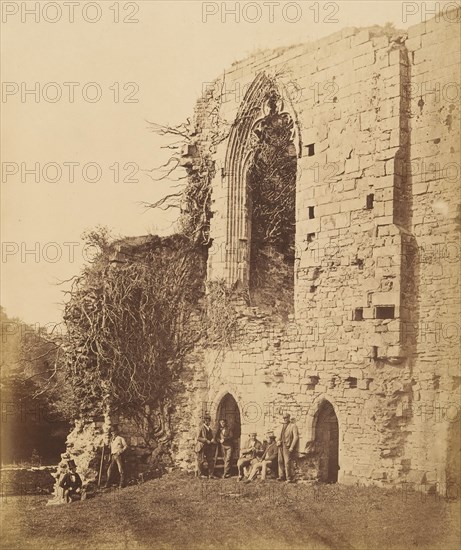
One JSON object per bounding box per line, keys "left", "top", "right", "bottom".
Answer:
{"left": 174, "top": 8, "right": 460, "bottom": 492}
{"left": 404, "top": 12, "right": 461, "bottom": 488}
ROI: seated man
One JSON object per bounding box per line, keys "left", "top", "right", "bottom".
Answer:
{"left": 237, "top": 432, "right": 263, "bottom": 481}
{"left": 59, "top": 459, "right": 83, "bottom": 503}
{"left": 244, "top": 433, "right": 278, "bottom": 483}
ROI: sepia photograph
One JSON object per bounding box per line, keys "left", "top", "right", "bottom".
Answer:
{"left": 1, "top": 1, "right": 460, "bottom": 548}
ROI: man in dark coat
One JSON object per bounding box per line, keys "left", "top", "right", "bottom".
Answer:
{"left": 195, "top": 413, "right": 215, "bottom": 477}
{"left": 215, "top": 418, "right": 234, "bottom": 478}
{"left": 59, "top": 460, "right": 83, "bottom": 503}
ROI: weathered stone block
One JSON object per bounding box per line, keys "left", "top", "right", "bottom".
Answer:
{"left": 352, "top": 29, "right": 370, "bottom": 47}
{"left": 320, "top": 212, "right": 351, "bottom": 231}
{"left": 129, "top": 11, "right": 461, "bottom": 496}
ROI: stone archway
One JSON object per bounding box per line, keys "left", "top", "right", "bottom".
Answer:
{"left": 223, "top": 71, "right": 302, "bottom": 288}
{"left": 215, "top": 393, "right": 242, "bottom": 462}
{"left": 246, "top": 90, "right": 298, "bottom": 316}
{"left": 314, "top": 400, "right": 339, "bottom": 483}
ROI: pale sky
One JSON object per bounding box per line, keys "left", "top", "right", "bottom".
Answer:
{"left": 1, "top": 0, "right": 453, "bottom": 325}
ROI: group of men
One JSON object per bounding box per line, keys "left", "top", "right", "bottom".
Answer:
{"left": 60, "top": 425, "right": 128, "bottom": 503}
{"left": 61, "top": 414, "right": 299, "bottom": 504}
{"left": 196, "top": 412, "right": 299, "bottom": 482}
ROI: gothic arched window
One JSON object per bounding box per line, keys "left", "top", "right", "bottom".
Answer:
{"left": 247, "top": 88, "right": 298, "bottom": 317}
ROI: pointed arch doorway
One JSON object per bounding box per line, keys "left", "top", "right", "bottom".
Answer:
{"left": 215, "top": 393, "right": 241, "bottom": 469}
{"left": 315, "top": 400, "right": 339, "bottom": 483}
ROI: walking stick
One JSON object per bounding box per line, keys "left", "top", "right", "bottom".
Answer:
{"left": 98, "top": 444, "right": 105, "bottom": 487}
{"left": 212, "top": 441, "right": 225, "bottom": 477}
{"left": 210, "top": 443, "right": 217, "bottom": 476}
{"left": 210, "top": 441, "right": 220, "bottom": 477}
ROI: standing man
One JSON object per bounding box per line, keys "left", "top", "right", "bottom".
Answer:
{"left": 237, "top": 432, "right": 263, "bottom": 481}
{"left": 105, "top": 425, "right": 128, "bottom": 488}
{"left": 277, "top": 413, "right": 299, "bottom": 483}
{"left": 215, "top": 418, "right": 234, "bottom": 478}
{"left": 195, "top": 413, "right": 215, "bottom": 478}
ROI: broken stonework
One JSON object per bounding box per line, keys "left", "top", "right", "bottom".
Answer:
{"left": 63, "top": 10, "right": 460, "bottom": 493}
{"left": 170, "top": 9, "right": 460, "bottom": 491}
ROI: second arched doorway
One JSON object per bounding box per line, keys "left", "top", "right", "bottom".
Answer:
{"left": 314, "top": 400, "right": 339, "bottom": 483}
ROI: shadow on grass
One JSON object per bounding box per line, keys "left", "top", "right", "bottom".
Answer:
{"left": 1, "top": 471, "right": 460, "bottom": 550}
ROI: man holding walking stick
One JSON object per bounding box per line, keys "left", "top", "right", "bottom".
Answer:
{"left": 195, "top": 413, "right": 215, "bottom": 478}
{"left": 104, "top": 425, "right": 128, "bottom": 489}
{"left": 215, "top": 418, "right": 234, "bottom": 478}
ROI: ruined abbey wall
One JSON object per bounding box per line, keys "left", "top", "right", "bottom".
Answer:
{"left": 61, "top": 10, "right": 460, "bottom": 493}
{"left": 176, "top": 8, "right": 460, "bottom": 491}
{"left": 404, "top": 12, "right": 460, "bottom": 487}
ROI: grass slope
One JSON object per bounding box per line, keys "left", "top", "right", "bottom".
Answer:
{"left": 1, "top": 471, "right": 460, "bottom": 550}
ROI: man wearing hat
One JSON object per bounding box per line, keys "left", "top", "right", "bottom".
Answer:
{"left": 245, "top": 432, "right": 278, "bottom": 482}
{"left": 237, "top": 432, "right": 264, "bottom": 481}
{"left": 105, "top": 424, "right": 128, "bottom": 488}
{"left": 215, "top": 418, "right": 234, "bottom": 478}
{"left": 277, "top": 413, "right": 299, "bottom": 482}
{"left": 59, "top": 459, "right": 83, "bottom": 503}
{"left": 195, "top": 413, "right": 215, "bottom": 477}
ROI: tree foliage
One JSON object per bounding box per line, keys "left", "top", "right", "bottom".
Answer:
{"left": 0, "top": 308, "right": 70, "bottom": 464}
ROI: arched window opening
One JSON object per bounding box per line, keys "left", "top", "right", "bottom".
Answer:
{"left": 247, "top": 89, "right": 297, "bottom": 318}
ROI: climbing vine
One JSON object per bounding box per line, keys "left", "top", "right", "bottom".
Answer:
{"left": 145, "top": 77, "right": 232, "bottom": 246}
{"left": 59, "top": 72, "right": 298, "bottom": 424}
{"left": 204, "top": 280, "right": 243, "bottom": 348}
{"left": 247, "top": 86, "right": 298, "bottom": 317}
{"left": 61, "top": 232, "right": 206, "bottom": 420}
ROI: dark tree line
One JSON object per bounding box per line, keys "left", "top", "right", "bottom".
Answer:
{"left": 0, "top": 307, "right": 70, "bottom": 465}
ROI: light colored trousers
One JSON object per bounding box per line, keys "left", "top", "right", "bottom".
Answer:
{"left": 107, "top": 453, "right": 125, "bottom": 486}
{"left": 247, "top": 459, "right": 273, "bottom": 481}
{"left": 278, "top": 446, "right": 294, "bottom": 481}
{"left": 222, "top": 445, "right": 232, "bottom": 476}
{"left": 237, "top": 457, "right": 252, "bottom": 476}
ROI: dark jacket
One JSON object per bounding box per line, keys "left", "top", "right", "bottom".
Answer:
{"left": 59, "top": 472, "right": 82, "bottom": 492}
{"left": 261, "top": 442, "right": 278, "bottom": 463}
{"left": 195, "top": 424, "right": 214, "bottom": 452}
{"left": 215, "top": 425, "right": 234, "bottom": 447}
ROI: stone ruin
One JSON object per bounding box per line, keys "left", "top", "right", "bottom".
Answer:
{"left": 64, "top": 9, "right": 460, "bottom": 495}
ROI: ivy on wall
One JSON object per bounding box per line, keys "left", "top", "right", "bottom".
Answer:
{"left": 247, "top": 88, "right": 298, "bottom": 318}
{"left": 62, "top": 232, "right": 206, "bottom": 421}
